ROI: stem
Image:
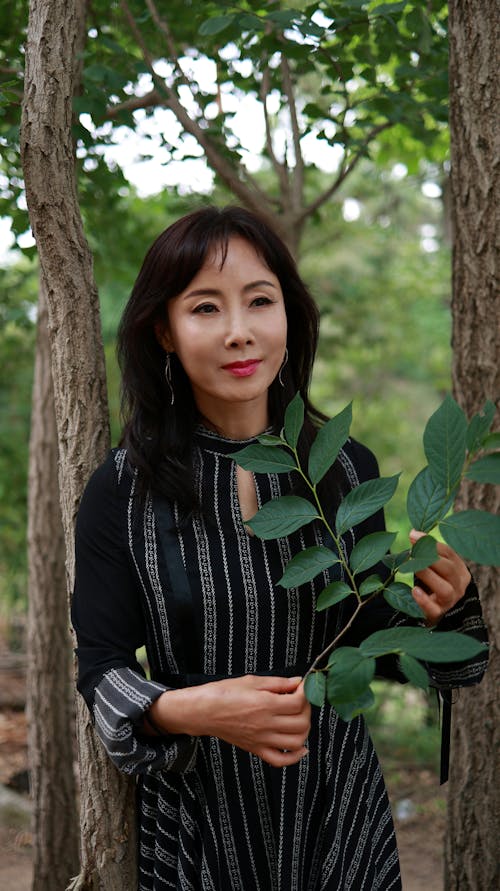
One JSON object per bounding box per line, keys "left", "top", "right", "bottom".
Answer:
{"left": 303, "top": 588, "right": 385, "bottom": 682}
{"left": 290, "top": 447, "right": 360, "bottom": 600}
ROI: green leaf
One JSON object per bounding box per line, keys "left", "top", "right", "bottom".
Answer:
{"left": 308, "top": 403, "right": 352, "bottom": 485}
{"left": 423, "top": 395, "right": 467, "bottom": 493}
{"left": 284, "top": 392, "right": 304, "bottom": 449}
{"left": 247, "top": 496, "right": 318, "bottom": 540}
{"left": 238, "top": 13, "right": 266, "bottom": 30}
{"left": 382, "top": 548, "right": 411, "bottom": 571}
{"left": 360, "top": 626, "right": 487, "bottom": 662}
{"left": 372, "top": 1, "right": 407, "bottom": 15}
{"left": 359, "top": 574, "right": 384, "bottom": 596}
{"left": 267, "top": 9, "right": 300, "bottom": 27}
{"left": 398, "top": 535, "right": 438, "bottom": 574}
{"left": 327, "top": 648, "right": 375, "bottom": 702}
{"left": 384, "top": 583, "right": 424, "bottom": 619}
{"left": 229, "top": 444, "right": 297, "bottom": 474}
{"left": 335, "top": 475, "right": 400, "bottom": 536}
{"left": 199, "top": 15, "right": 235, "bottom": 36}
{"left": 349, "top": 531, "right": 397, "bottom": 574}
{"left": 465, "top": 400, "right": 496, "bottom": 453}
{"left": 439, "top": 510, "right": 500, "bottom": 565}
{"left": 316, "top": 580, "right": 353, "bottom": 611}
{"left": 465, "top": 454, "right": 500, "bottom": 485}
{"left": 304, "top": 671, "right": 326, "bottom": 707}
{"left": 334, "top": 688, "right": 375, "bottom": 722}
{"left": 406, "top": 466, "right": 457, "bottom": 532}
{"left": 278, "top": 546, "right": 340, "bottom": 588}
{"left": 257, "top": 434, "right": 284, "bottom": 446}
{"left": 399, "top": 654, "right": 429, "bottom": 691}
{"left": 483, "top": 432, "right": 500, "bottom": 450}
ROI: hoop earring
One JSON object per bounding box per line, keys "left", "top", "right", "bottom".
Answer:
{"left": 165, "top": 353, "right": 174, "bottom": 405}
{"left": 278, "top": 347, "right": 288, "bottom": 387}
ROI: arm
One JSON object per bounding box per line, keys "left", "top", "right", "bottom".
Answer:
{"left": 73, "top": 453, "right": 310, "bottom": 769}
{"left": 72, "top": 452, "right": 197, "bottom": 775}
{"left": 148, "top": 675, "right": 311, "bottom": 768}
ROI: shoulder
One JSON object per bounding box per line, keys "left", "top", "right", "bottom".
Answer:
{"left": 76, "top": 449, "right": 135, "bottom": 539}
{"left": 339, "top": 437, "right": 380, "bottom": 487}
{"left": 80, "top": 448, "right": 132, "bottom": 502}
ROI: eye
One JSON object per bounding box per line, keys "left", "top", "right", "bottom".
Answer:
{"left": 193, "top": 303, "right": 218, "bottom": 314}
{"left": 251, "top": 295, "right": 273, "bottom": 307}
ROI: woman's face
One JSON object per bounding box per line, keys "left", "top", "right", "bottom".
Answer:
{"left": 156, "top": 237, "right": 287, "bottom": 430}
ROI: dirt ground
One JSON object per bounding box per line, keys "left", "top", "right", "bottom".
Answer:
{"left": 0, "top": 648, "right": 445, "bottom": 891}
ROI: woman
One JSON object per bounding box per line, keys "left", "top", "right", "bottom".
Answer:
{"left": 72, "top": 206, "right": 487, "bottom": 891}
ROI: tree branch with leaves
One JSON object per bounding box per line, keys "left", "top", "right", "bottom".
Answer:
{"left": 230, "top": 393, "right": 495, "bottom": 719}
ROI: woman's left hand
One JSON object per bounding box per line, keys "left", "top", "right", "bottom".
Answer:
{"left": 409, "top": 529, "right": 471, "bottom": 627}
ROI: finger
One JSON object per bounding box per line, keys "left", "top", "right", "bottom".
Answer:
{"left": 259, "top": 746, "right": 309, "bottom": 768}
{"left": 412, "top": 586, "right": 443, "bottom": 626}
{"left": 253, "top": 675, "right": 303, "bottom": 694}
{"left": 271, "top": 687, "right": 311, "bottom": 716}
{"left": 265, "top": 732, "right": 310, "bottom": 752}
{"left": 414, "top": 567, "right": 455, "bottom": 602}
{"left": 272, "top": 714, "right": 311, "bottom": 736}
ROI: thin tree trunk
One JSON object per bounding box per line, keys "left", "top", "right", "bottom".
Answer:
{"left": 27, "top": 273, "right": 79, "bottom": 890}
{"left": 21, "top": 1, "right": 137, "bottom": 887}
{"left": 445, "top": 3, "right": 500, "bottom": 889}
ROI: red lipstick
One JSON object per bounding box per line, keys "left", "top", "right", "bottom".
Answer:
{"left": 222, "top": 359, "right": 262, "bottom": 377}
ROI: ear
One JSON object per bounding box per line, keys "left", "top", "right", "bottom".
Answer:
{"left": 154, "top": 319, "right": 174, "bottom": 353}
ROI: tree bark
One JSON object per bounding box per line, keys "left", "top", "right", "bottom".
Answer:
{"left": 21, "top": 1, "right": 137, "bottom": 888}
{"left": 446, "top": 3, "right": 500, "bottom": 889}
{"left": 27, "top": 273, "right": 80, "bottom": 890}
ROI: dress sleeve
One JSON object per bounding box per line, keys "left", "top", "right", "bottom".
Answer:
{"left": 71, "top": 452, "right": 198, "bottom": 776}
{"left": 340, "top": 439, "right": 489, "bottom": 689}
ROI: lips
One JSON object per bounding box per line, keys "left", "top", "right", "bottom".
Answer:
{"left": 222, "top": 359, "right": 262, "bottom": 377}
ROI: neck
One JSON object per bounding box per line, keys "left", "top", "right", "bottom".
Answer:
{"left": 197, "top": 400, "right": 269, "bottom": 441}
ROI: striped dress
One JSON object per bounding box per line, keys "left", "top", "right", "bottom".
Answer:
{"left": 72, "top": 428, "right": 488, "bottom": 891}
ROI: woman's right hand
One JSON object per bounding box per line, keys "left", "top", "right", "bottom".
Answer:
{"left": 149, "top": 674, "right": 311, "bottom": 768}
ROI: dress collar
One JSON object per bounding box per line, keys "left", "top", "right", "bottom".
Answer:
{"left": 194, "top": 424, "right": 273, "bottom": 456}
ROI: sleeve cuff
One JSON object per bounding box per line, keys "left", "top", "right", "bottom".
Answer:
{"left": 93, "top": 666, "right": 198, "bottom": 776}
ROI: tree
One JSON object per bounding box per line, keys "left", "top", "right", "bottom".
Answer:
{"left": 4, "top": 1, "right": 449, "bottom": 256}
{"left": 80, "top": 0, "right": 449, "bottom": 254}
{"left": 445, "top": 2, "right": 499, "bottom": 888}
{"left": 21, "top": 1, "right": 137, "bottom": 888}
{"left": 26, "top": 275, "right": 79, "bottom": 890}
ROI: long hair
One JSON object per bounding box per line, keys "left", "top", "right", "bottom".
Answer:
{"left": 118, "top": 205, "right": 340, "bottom": 511}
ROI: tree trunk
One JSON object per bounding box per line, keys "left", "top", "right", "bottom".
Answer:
{"left": 27, "top": 273, "right": 80, "bottom": 890}
{"left": 445, "top": 3, "right": 500, "bottom": 889}
{"left": 21, "top": 1, "right": 137, "bottom": 888}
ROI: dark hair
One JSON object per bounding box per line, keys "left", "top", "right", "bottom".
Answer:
{"left": 118, "top": 205, "right": 340, "bottom": 511}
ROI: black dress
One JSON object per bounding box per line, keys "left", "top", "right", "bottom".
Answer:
{"left": 72, "top": 429, "right": 488, "bottom": 891}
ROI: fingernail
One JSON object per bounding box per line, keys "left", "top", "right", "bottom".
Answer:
{"left": 290, "top": 676, "right": 302, "bottom": 683}
{"left": 301, "top": 747, "right": 309, "bottom": 757}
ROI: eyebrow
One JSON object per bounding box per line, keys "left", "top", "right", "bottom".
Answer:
{"left": 183, "top": 279, "right": 277, "bottom": 299}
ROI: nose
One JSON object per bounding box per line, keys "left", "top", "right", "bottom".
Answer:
{"left": 224, "top": 308, "right": 255, "bottom": 349}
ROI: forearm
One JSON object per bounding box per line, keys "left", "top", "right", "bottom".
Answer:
{"left": 147, "top": 684, "right": 212, "bottom": 737}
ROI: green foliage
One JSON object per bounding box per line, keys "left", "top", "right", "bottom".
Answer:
{"left": 278, "top": 546, "right": 339, "bottom": 588}
{"left": 243, "top": 494, "right": 319, "bottom": 539}
{"left": 423, "top": 394, "right": 467, "bottom": 493}
{"left": 0, "top": 258, "right": 37, "bottom": 611}
{"left": 308, "top": 403, "right": 352, "bottom": 485}
{"left": 440, "top": 512, "right": 500, "bottom": 566}
{"left": 335, "top": 474, "right": 400, "bottom": 535}
{"left": 232, "top": 391, "right": 494, "bottom": 717}
{"left": 350, "top": 531, "right": 397, "bottom": 574}
{"left": 383, "top": 582, "right": 424, "bottom": 619}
